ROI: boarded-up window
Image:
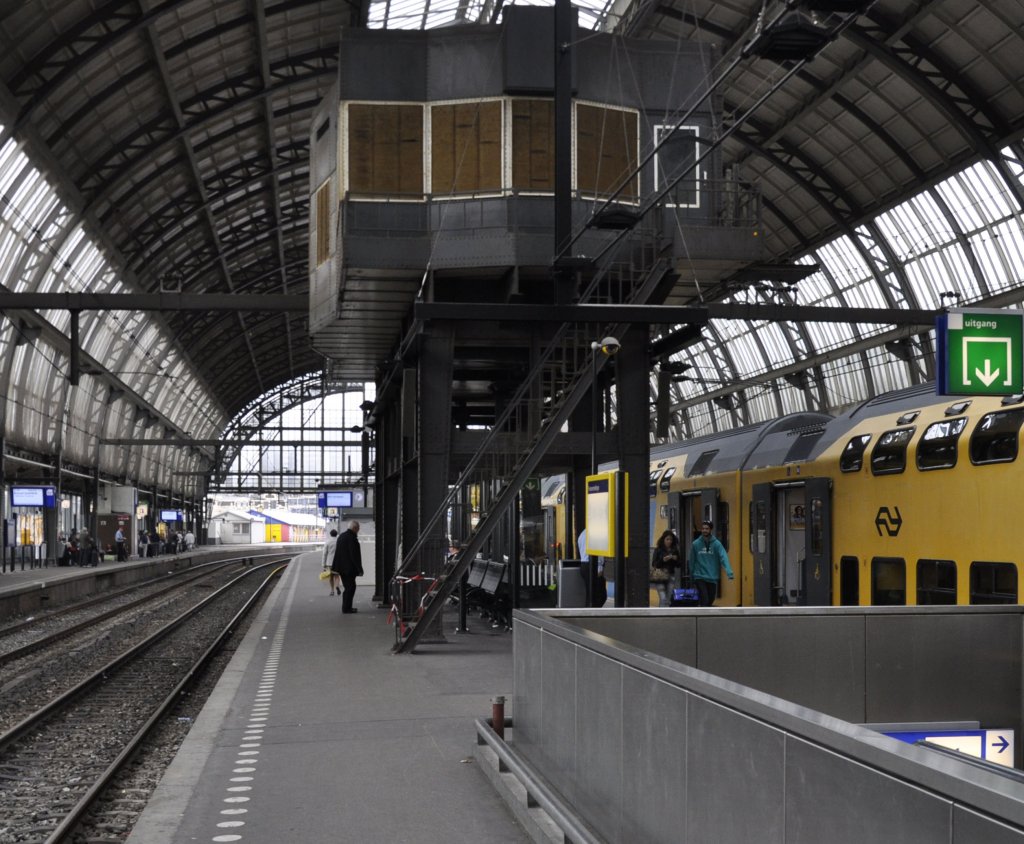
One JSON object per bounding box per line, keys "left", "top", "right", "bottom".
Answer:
{"left": 314, "top": 181, "right": 331, "bottom": 267}
{"left": 347, "top": 104, "right": 423, "bottom": 196}
{"left": 511, "top": 99, "right": 554, "bottom": 192}
{"left": 431, "top": 101, "right": 502, "bottom": 195}
{"left": 576, "top": 104, "right": 638, "bottom": 201}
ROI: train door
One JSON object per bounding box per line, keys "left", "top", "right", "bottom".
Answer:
{"left": 751, "top": 484, "right": 773, "bottom": 605}
{"left": 751, "top": 480, "right": 832, "bottom": 606}
{"left": 671, "top": 489, "right": 720, "bottom": 574}
{"left": 803, "top": 477, "right": 832, "bottom": 606}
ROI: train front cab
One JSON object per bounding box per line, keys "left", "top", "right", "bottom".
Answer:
{"left": 747, "top": 476, "right": 832, "bottom": 607}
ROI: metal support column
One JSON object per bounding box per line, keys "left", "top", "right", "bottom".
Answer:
{"left": 617, "top": 324, "right": 651, "bottom": 606}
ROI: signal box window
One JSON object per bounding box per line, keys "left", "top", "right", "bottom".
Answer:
{"left": 654, "top": 124, "right": 699, "bottom": 207}
{"left": 576, "top": 104, "right": 639, "bottom": 201}
{"left": 970, "top": 409, "right": 1024, "bottom": 465}
{"left": 839, "top": 556, "right": 859, "bottom": 605}
{"left": 969, "top": 561, "right": 1018, "bottom": 604}
{"left": 917, "top": 559, "right": 957, "bottom": 605}
{"left": 917, "top": 417, "right": 967, "bottom": 471}
{"left": 840, "top": 435, "right": 871, "bottom": 472}
{"left": 870, "top": 428, "right": 914, "bottom": 475}
{"left": 871, "top": 557, "right": 906, "bottom": 605}
{"left": 431, "top": 101, "right": 503, "bottom": 195}
{"left": 348, "top": 103, "right": 424, "bottom": 197}
{"left": 511, "top": 99, "right": 554, "bottom": 192}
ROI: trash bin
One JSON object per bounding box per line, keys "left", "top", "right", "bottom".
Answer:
{"left": 556, "top": 560, "right": 587, "bottom": 608}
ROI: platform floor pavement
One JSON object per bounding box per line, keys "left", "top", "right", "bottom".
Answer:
{"left": 127, "top": 551, "right": 529, "bottom": 844}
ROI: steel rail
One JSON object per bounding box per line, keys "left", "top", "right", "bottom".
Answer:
{"left": 0, "top": 558, "right": 244, "bottom": 668}
{"left": 0, "top": 556, "right": 290, "bottom": 756}
{"left": 42, "top": 561, "right": 290, "bottom": 843}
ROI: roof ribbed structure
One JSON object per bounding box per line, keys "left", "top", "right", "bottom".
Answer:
{"left": 0, "top": 0, "right": 1019, "bottom": 491}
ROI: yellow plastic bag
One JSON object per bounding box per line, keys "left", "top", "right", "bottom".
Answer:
{"left": 319, "top": 568, "right": 331, "bottom": 581}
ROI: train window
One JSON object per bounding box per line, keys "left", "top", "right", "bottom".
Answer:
{"left": 870, "top": 428, "right": 914, "bottom": 475}
{"left": 687, "top": 450, "right": 717, "bottom": 477}
{"left": 649, "top": 469, "right": 663, "bottom": 483}
{"left": 658, "top": 467, "right": 676, "bottom": 491}
{"left": 916, "top": 417, "right": 967, "bottom": 471}
{"left": 511, "top": 99, "right": 554, "bottom": 191}
{"left": 870, "top": 557, "right": 906, "bottom": 605}
{"left": 970, "top": 409, "right": 1024, "bottom": 464}
{"left": 347, "top": 103, "right": 424, "bottom": 196}
{"left": 839, "top": 556, "right": 859, "bottom": 606}
{"left": 840, "top": 435, "right": 871, "bottom": 472}
{"left": 785, "top": 429, "right": 824, "bottom": 463}
{"left": 917, "top": 559, "right": 957, "bottom": 605}
{"left": 969, "top": 562, "right": 1018, "bottom": 604}
{"left": 717, "top": 502, "right": 730, "bottom": 551}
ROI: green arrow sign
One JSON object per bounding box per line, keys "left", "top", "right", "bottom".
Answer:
{"left": 945, "top": 309, "right": 1024, "bottom": 395}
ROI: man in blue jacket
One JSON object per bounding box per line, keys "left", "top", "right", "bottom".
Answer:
{"left": 689, "top": 520, "right": 734, "bottom": 607}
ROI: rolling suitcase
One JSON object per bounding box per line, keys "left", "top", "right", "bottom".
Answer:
{"left": 671, "top": 575, "right": 699, "bottom": 607}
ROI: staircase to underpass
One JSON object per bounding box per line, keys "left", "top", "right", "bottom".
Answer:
{"left": 390, "top": 229, "right": 676, "bottom": 652}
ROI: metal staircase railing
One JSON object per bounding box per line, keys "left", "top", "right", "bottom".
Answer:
{"left": 390, "top": 229, "right": 674, "bottom": 652}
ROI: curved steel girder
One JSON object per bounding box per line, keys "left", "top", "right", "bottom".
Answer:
{"left": 848, "top": 19, "right": 1024, "bottom": 209}
{"left": 122, "top": 173, "right": 309, "bottom": 282}
{"left": 162, "top": 215, "right": 309, "bottom": 301}
{"left": 213, "top": 371, "right": 332, "bottom": 482}
{"left": 73, "top": 47, "right": 336, "bottom": 204}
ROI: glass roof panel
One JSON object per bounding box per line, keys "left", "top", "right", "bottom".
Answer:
{"left": 367, "top": 0, "right": 620, "bottom": 31}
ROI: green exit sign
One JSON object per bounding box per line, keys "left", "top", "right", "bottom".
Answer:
{"left": 942, "top": 309, "right": 1024, "bottom": 395}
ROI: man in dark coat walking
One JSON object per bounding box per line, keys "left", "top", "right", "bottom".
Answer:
{"left": 332, "top": 520, "right": 363, "bottom": 613}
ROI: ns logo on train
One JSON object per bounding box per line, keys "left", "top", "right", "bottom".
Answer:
{"left": 875, "top": 506, "right": 903, "bottom": 537}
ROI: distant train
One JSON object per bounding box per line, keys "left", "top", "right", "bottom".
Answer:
{"left": 543, "top": 383, "right": 1024, "bottom": 607}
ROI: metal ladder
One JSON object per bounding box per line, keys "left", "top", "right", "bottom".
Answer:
{"left": 391, "top": 230, "right": 674, "bottom": 652}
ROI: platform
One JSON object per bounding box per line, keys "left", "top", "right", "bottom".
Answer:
{"left": 127, "top": 550, "right": 527, "bottom": 843}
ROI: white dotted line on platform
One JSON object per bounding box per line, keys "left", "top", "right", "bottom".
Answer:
{"left": 210, "top": 571, "right": 295, "bottom": 843}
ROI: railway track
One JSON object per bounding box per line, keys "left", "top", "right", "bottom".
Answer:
{"left": 0, "top": 555, "right": 291, "bottom": 843}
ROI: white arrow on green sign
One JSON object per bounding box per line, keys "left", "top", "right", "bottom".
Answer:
{"left": 944, "top": 309, "right": 1024, "bottom": 395}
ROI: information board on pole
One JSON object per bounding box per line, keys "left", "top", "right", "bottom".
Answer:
{"left": 585, "top": 470, "right": 627, "bottom": 557}
{"left": 937, "top": 308, "right": 1024, "bottom": 396}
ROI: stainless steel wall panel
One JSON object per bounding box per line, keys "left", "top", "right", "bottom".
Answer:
{"left": 621, "top": 669, "right": 689, "bottom": 843}
{"left": 865, "top": 613, "right": 1022, "bottom": 727}
{"left": 574, "top": 647, "right": 623, "bottom": 839}
{"left": 571, "top": 616, "right": 697, "bottom": 666}
{"left": 513, "top": 619, "right": 543, "bottom": 757}
{"left": 954, "top": 807, "right": 1024, "bottom": 844}
{"left": 698, "top": 615, "right": 866, "bottom": 722}
{"left": 687, "top": 696, "right": 786, "bottom": 843}
{"left": 540, "top": 628, "right": 579, "bottom": 806}
{"left": 785, "top": 738, "right": 951, "bottom": 844}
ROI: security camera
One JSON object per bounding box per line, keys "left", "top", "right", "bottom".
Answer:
{"left": 599, "top": 336, "right": 621, "bottom": 356}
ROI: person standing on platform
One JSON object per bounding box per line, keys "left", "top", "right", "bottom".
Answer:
{"left": 79, "top": 527, "right": 96, "bottom": 567}
{"left": 690, "top": 520, "right": 733, "bottom": 607}
{"left": 184, "top": 529, "right": 195, "bottom": 551}
{"left": 114, "top": 526, "right": 127, "bottom": 561}
{"left": 322, "top": 528, "right": 339, "bottom": 596}
{"left": 332, "top": 520, "right": 363, "bottom": 613}
{"left": 650, "top": 529, "right": 681, "bottom": 605}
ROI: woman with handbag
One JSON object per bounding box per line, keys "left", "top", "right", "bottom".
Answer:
{"left": 650, "top": 529, "right": 681, "bottom": 606}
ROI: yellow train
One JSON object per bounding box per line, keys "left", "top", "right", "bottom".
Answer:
{"left": 544, "top": 383, "right": 1024, "bottom": 606}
